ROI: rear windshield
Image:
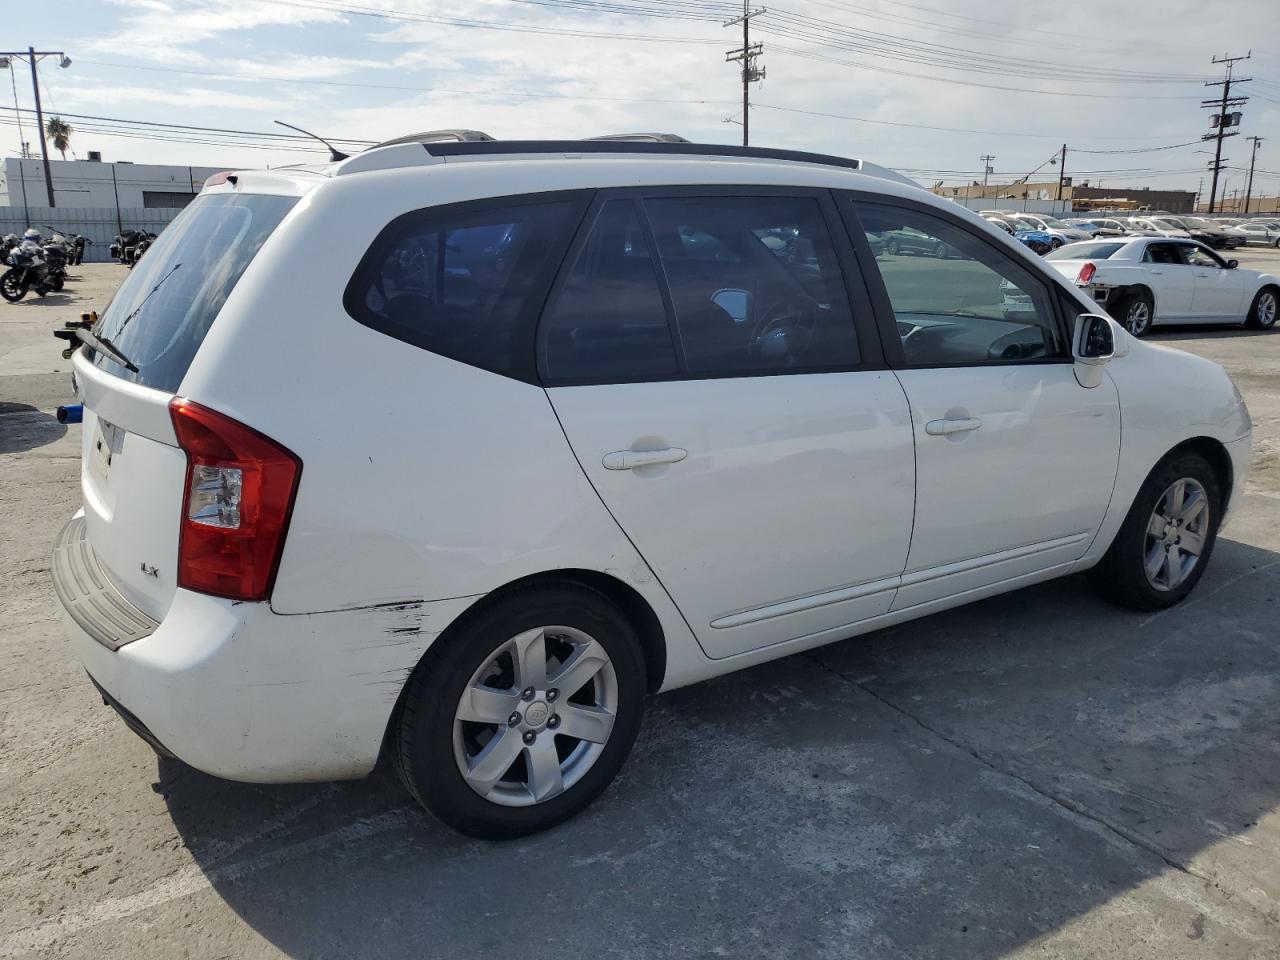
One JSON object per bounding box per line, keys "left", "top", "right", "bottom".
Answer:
{"left": 1045, "top": 241, "right": 1126, "bottom": 261}
{"left": 91, "top": 192, "right": 297, "bottom": 391}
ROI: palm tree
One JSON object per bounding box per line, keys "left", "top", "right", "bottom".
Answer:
{"left": 45, "top": 117, "right": 72, "bottom": 161}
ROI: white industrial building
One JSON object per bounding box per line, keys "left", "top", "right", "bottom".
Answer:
{"left": 0, "top": 156, "right": 230, "bottom": 209}
{"left": 0, "top": 156, "right": 235, "bottom": 261}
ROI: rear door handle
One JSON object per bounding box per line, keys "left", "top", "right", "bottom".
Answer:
{"left": 1149, "top": 270, "right": 1164, "bottom": 276}
{"left": 925, "top": 418, "right": 982, "bottom": 436}
{"left": 602, "top": 447, "right": 688, "bottom": 470}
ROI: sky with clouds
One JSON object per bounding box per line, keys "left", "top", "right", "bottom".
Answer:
{"left": 5, "top": 0, "right": 1280, "bottom": 200}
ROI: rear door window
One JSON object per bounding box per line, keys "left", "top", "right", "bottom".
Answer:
{"left": 346, "top": 195, "right": 584, "bottom": 380}
{"left": 644, "top": 195, "right": 860, "bottom": 375}
{"left": 90, "top": 192, "right": 297, "bottom": 391}
{"left": 539, "top": 199, "right": 679, "bottom": 383}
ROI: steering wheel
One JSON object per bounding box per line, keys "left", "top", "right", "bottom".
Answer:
{"left": 748, "top": 293, "right": 822, "bottom": 365}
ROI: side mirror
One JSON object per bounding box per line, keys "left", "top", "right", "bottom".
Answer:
{"left": 1227, "top": 259, "right": 1238, "bottom": 269}
{"left": 1072, "top": 313, "right": 1117, "bottom": 388}
{"left": 711, "top": 288, "right": 750, "bottom": 324}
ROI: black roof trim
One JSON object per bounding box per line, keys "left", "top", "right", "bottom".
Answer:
{"left": 420, "top": 140, "right": 862, "bottom": 171}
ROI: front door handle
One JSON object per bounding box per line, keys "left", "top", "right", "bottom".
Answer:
{"left": 602, "top": 447, "right": 688, "bottom": 470}
{"left": 925, "top": 417, "right": 982, "bottom": 437}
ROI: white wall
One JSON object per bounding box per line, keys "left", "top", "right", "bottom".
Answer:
{"left": 0, "top": 157, "right": 231, "bottom": 209}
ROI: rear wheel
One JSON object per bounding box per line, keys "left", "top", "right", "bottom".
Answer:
{"left": 1089, "top": 452, "right": 1221, "bottom": 611}
{"left": 0, "top": 269, "right": 28, "bottom": 302}
{"left": 1050, "top": 237, "right": 1064, "bottom": 250}
{"left": 1245, "top": 286, "right": 1278, "bottom": 330}
{"left": 395, "top": 581, "right": 647, "bottom": 839}
{"left": 1113, "top": 290, "right": 1154, "bottom": 337}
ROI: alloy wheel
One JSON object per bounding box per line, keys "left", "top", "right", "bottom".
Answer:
{"left": 1258, "top": 290, "right": 1277, "bottom": 328}
{"left": 1143, "top": 477, "right": 1210, "bottom": 591}
{"left": 1125, "top": 300, "right": 1151, "bottom": 335}
{"left": 453, "top": 625, "right": 618, "bottom": 807}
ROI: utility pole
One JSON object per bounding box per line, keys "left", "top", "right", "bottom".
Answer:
{"left": 0, "top": 47, "right": 71, "bottom": 208}
{"left": 724, "top": 1, "right": 765, "bottom": 147}
{"left": 1244, "top": 136, "right": 1263, "bottom": 214}
{"left": 1201, "top": 52, "right": 1250, "bottom": 214}
{"left": 1054, "top": 143, "right": 1068, "bottom": 214}
{"left": 979, "top": 154, "right": 995, "bottom": 191}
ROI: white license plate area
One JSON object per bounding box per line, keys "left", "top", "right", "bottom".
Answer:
{"left": 91, "top": 418, "right": 124, "bottom": 482}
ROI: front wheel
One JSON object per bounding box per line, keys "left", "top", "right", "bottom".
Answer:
{"left": 1050, "top": 237, "right": 1064, "bottom": 250}
{"left": 1245, "top": 286, "right": 1278, "bottom": 330}
{"left": 1089, "top": 452, "right": 1221, "bottom": 611}
{"left": 394, "top": 581, "right": 647, "bottom": 839}
{"left": 0, "top": 269, "right": 28, "bottom": 302}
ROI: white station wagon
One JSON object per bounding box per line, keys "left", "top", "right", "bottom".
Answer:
{"left": 54, "top": 136, "right": 1252, "bottom": 838}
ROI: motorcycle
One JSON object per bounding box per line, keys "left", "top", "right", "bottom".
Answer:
{"left": 1, "top": 239, "right": 67, "bottom": 302}
{"left": 130, "top": 230, "right": 157, "bottom": 268}
{"left": 109, "top": 228, "right": 157, "bottom": 268}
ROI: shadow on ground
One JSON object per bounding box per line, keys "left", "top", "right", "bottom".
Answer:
{"left": 159, "top": 535, "right": 1280, "bottom": 959}
{"left": 1148, "top": 324, "right": 1274, "bottom": 341}
{"left": 0, "top": 402, "right": 66, "bottom": 453}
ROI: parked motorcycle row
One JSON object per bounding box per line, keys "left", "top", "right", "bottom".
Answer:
{"left": 109, "top": 229, "right": 158, "bottom": 269}
{"left": 0, "top": 226, "right": 91, "bottom": 303}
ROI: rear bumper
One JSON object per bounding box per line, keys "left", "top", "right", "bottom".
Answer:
{"left": 53, "top": 515, "right": 480, "bottom": 782}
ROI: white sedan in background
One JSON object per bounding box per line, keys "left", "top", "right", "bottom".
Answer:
{"left": 1046, "top": 237, "right": 1280, "bottom": 336}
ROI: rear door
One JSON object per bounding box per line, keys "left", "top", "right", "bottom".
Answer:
{"left": 844, "top": 196, "right": 1120, "bottom": 610}
{"left": 542, "top": 189, "right": 916, "bottom": 659}
{"left": 73, "top": 191, "right": 298, "bottom": 619}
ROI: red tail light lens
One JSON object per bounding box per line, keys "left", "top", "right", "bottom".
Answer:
{"left": 169, "top": 398, "right": 301, "bottom": 602}
{"left": 1077, "top": 261, "right": 1097, "bottom": 285}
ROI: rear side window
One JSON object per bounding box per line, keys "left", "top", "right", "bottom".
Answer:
{"left": 91, "top": 192, "right": 297, "bottom": 391}
{"left": 347, "top": 197, "right": 580, "bottom": 379}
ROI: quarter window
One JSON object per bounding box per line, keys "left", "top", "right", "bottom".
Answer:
{"left": 346, "top": 198, "right": 579, "bottom": 379}
{"left": 856, "top": 202, "right": 1065, "bottom": 365}
{"left": 645, "top": 195, "right": 860, "bottom": 375}
{"left": 540, "top": 200, "right": 679, "bottom": 382}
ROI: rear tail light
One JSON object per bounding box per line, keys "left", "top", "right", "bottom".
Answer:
{"left": 1077, "top": 261, "right": 1097, "bottom": 285}
{"left": 169, "top": 398, "right": 301, "bottom": 602}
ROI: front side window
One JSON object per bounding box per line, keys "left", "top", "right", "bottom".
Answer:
{"left": 855, "top": 201, "right": 1065, "bottom": 366}
{"left": 347, "top": 197, "right": 579, "bottom": 379}
{"left": 645, "top": 195, "right": 860, "bottom": 375}
{"left": 1183, "top": 245, "right": 1224, "bottom": 268}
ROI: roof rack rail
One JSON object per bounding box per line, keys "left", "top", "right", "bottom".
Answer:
{"left": 370, "top": 129, "right": 495, "bottom": 149}
{"left": 585, "top": 133, "right": 691, "bottom": 143}
{"left": 420, "top": 139, "right": 862, "bottom": 171}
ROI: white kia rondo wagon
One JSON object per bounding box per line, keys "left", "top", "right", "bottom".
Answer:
{"left": 53, "top": 136, "right": 1252, "bottom": 838}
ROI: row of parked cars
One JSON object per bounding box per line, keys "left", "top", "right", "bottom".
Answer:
{"left": 978, "top": 209, "right": 1280, "bottom": 255}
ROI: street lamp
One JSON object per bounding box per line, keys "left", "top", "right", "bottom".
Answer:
{"left": 0, "top": 46, "right": 71, "bottom": 207}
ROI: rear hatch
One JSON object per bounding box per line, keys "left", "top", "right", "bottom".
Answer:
{"left": 75, "top": 191, "right": 298, "bottom": 621}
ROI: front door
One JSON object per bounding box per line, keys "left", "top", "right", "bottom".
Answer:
{"left": 1142, "top": 241, "right": 1197, "bottom": 321}
{"left": 847, "top": 197, "right": 1121, "bottom": 610}
{"left": 1182, "top": 243, "right": 1247, "bottom": 321}
{"left": 542, "top": 192, "right": 916, "bottom": 659}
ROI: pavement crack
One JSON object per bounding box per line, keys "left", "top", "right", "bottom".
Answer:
{"left": 804, "top": 653, "right": 1277, "bottom": 926}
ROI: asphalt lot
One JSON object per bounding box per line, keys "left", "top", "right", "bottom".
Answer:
{"left": 1, "top": 253, "right": 1279, "bottom": 959}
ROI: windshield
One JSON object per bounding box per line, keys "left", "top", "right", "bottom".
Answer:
{"left": 1039, "top": 216, "right": 1069, "bottom": 228}
{"left": 1151, "top": 219, "right": 1182, "bottom": 230}
{"left": 1045, "top": 241, "right": 1127, "bottom": 261}
{"left": 1182, "top": 217, "right": 1214, "bottom": 228}
{"left": 92, "top": 192, "right": 297, "bottom": 390}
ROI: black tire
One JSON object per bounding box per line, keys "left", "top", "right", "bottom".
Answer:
{"left": 1089, "top": 452, "right": 1221, "bottom": 611}
{"left": 0, "top": 269, "right": 28, "bottom": 302}
{"left": 50, "top": 276, "right": 64, "bottom": 293}
{"left": 395, "top": 580, "right": 647, "bottom": 839}
{"left": 1050, "top": 237, "right": 1064, "bottom": 250}
{"left": 1245, "top": 285, "right": 1278, "bottom": 330}
{"left": 1112, "top": 289, "right": 1154, "bottom": 337}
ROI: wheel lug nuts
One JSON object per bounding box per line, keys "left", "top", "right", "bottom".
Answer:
{"left": 547, "top": 688, "right": 559, "bottom": 702}
{"left": 522, "top": 730, "right": 536, "bottom": 744}
{"left": 521, "top": 687, "right": 535, "bottom": 701}
{"left": 548, "top": 714, "right": 560, "bottom": 729}
{"left": 508, "top": 712, "right": 521, "bottom": 727}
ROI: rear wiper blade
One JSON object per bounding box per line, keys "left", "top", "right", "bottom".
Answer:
{"left": 75, "top": 327, "right": 140, "bottom": 373}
